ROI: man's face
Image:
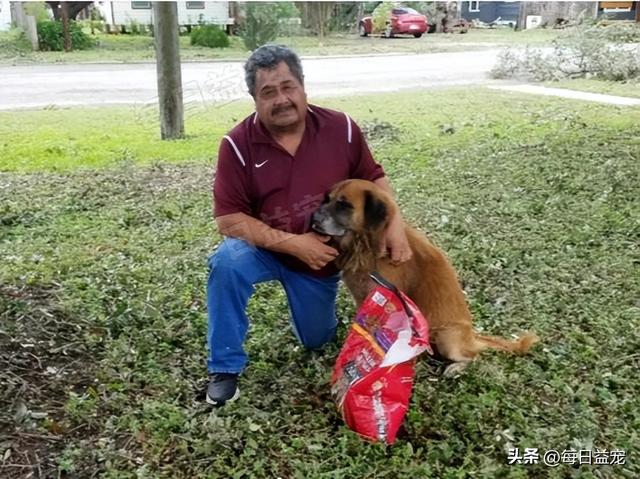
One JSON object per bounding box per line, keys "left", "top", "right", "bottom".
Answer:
{"left": 254, "top": 61, "right": 307, "bottom": 132}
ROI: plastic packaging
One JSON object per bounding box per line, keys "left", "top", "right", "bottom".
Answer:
{"left": 331, "top": 274, "right": 432, "bottom": 444}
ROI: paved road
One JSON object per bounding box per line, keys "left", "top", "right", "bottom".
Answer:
{"left": 0, "top": 50, "right": 503, "bottom": 110}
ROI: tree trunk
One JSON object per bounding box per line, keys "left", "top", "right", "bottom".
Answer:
{"left": 13, "top": 2, "right": 39, "bottom": 50}
{"left": 153, "top": 1, "right": 184, "bottom": 140}
{"left": 516, "top": 1, "right": 529, "bottom": 31}
{"left": 434, "top": 1, "right": 447, "bottom": 33}
{"left": 307, "top": 2, "right": 334, "bottom": 38}
{"left": 61, "top": 2, "right": 72, "bottom": 52}
{"left": 355, "top": 2, "right": 364, "bottom": 34}
{"left": 295, "top": 2, "right": 309, "bottom": 29}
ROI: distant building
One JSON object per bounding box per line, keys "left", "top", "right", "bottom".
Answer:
{"left": 458, "top": 1, "right": 638, "bottom": 27}
{"left": 595, "top": 1, "right": 638, "bottom": 20}
{"left": 459, "top": 1, "right": 521, "bottom": 27}
{"left": 95, "top": 1, "right": 232, "bottom": 28}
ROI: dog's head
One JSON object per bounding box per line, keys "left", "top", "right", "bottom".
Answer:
{"left": 312, "top": 179, "right": 396, "bottom": 239}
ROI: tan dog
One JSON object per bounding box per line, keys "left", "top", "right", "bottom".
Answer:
{"left": 312, "top": 179, "right": 538, "bottom": 375}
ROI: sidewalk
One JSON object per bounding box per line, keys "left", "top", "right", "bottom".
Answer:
{"left": 489, "top": 84, "right": 640, "bottom": 106}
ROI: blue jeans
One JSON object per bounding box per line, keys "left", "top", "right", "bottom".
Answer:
{"left": 206, "top": 238, "right": 340, "bottom": 374}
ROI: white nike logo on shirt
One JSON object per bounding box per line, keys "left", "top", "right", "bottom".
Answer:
{"left": 255, "top": 160, "right": 269, "bottom": 168}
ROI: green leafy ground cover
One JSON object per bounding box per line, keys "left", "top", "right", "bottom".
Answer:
{"left": 1, "top": 89, "right": 639, "bottom": 477}
{"left": 0, "top": 28, "right": 559, "bottom": 65}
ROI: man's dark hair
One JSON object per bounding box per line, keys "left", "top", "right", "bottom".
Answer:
{"left": 244, "top": 44, "right": 304, "bottom": 98}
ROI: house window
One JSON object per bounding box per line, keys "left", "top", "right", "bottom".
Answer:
{"left": 469, "top": 1, "right": 480, "bottom": 13}
{"left": 186, "top": 1, "right": 205, "bottom": 9}
{"left": 131, "top": 1, "right": 151, "bottom": 9}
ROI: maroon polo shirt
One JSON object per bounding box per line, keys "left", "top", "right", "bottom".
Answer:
{"left": 213, "top": 104, "right": 385, "bottom": 276}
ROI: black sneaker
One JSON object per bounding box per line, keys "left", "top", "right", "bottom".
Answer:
{"left": 206, "top": 373, "right": 240, "bottom": 406}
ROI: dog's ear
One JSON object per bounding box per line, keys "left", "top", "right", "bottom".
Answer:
{"left": 363, "top": 190, "right": 388, "bottom": 229}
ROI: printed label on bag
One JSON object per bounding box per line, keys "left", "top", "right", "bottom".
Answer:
{"left": 371, "top": 291, "right": 388, "bottom": 307}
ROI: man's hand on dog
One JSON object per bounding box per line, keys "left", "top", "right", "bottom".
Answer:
{"left": 288, "top": 232, "right": 339, "bottom": 270}
{"left": 379, "top": 215, "right": 413, "bottom": 265}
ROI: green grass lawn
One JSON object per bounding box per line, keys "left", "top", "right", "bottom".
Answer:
{"left": 1, "top": 89, "right": 639, "bottom": 478}
{"left": 0, "top": 27, "right": 559, "bottom": 65}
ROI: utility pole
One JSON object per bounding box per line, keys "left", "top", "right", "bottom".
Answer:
{"left": 152, "top": 1, "right": 184, "bottom": 140}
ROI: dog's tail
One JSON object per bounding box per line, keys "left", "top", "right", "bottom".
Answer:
{"left": 475, "top": 332, "right": 539, "bottom": 355}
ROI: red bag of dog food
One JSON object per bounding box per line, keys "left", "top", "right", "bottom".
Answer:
{"left": 331, "top": 273, "right": 432, "bottom": 444}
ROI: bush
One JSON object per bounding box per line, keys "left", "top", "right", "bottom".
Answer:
{"left": 0, "top": 29, "right": 32, "bottom": 58}
{"left": 372, "top": 1, "right": 396, "bottom": 34}
{"left": 328, "top": 2, "right": 359, "bottom": 32}
{"left": 78, "top": 19, "right": 104, "bottom": 34}
{"left": 129, "top": 20, "right": 140, "bottom": 35}
{"left": 239, "top": 3, "right": 280, "bottom": 51}
{"left": 125, "top": 20, "right": 150, "bottom": 36}
{"left": 596, "top": 19, "right": 640, "bottom": 42}
{"left": 491, "top": 22, "right": 640, "bottom": 82}
{"left": 190, "top": 24, "right": 229, "bottom": 48}
{"left": 278, "top": 17, "right": 303, "bottom": 37}
{"left": 272, "top": 2, "right": 300, "bottom": 37}
{"left": 37, "top": 20, "right": 96, "bottom": 51}
{"left": 24, "top": 1, "right": 51, "bottom": 22}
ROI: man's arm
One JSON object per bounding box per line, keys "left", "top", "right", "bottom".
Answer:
{"left": 373, "top": 176, "right": 395, "bottom": 200}
{"left": 373, "top": 177, "right": 412, "bottom": 265}
{"left": 216, "top": 212, "right": 338, "bottom": 270}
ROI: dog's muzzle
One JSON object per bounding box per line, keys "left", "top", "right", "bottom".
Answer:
{"left": 312, "top": 208, "right": 347, "bottom": 237}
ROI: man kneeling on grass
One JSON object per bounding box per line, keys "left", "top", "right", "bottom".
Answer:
{"left": 205, "top": 44, "right": 411, "bottom": 406}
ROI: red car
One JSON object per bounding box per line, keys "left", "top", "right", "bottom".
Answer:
{"left": 359, "top": 7, "right": 429, "bottom": 38}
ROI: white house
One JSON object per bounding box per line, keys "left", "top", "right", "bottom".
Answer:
{"left": 95, "top": 1, "right": 232, "bottom": 27}
{"left": 0, "top": 0, "right": 12, "bottom": 31}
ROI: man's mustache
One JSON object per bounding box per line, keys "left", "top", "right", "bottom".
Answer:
{"left": 272, "top": 104, "right": 295, "bottom": 115}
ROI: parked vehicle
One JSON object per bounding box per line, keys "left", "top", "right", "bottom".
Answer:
{"left": 359, "top": 7, "right": 429, "bottom": 38}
